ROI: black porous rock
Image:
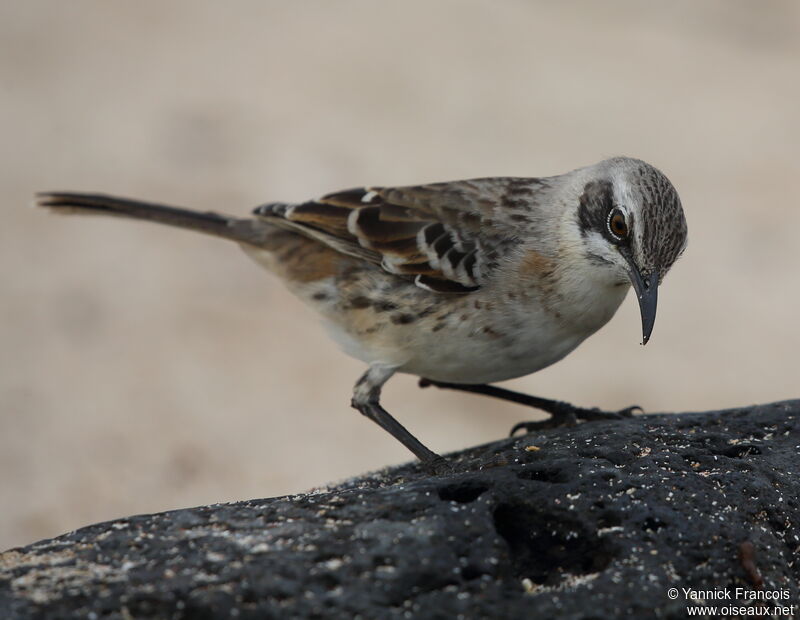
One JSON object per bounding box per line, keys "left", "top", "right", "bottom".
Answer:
{"left": 2, "top": 401, "right": 799, "bottom": 619}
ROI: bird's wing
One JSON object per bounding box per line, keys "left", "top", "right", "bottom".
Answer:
{"left": 253, "top": 177, "right": 544, "bottom": 293}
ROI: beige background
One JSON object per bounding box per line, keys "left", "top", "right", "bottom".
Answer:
{"left": 2, "top": 1, "right": 799, "bottom": 551}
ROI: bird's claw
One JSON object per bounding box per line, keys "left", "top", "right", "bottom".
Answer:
{"left": 618, "top": 405, "right": 643, "bottom": 417}
{"left": 509, "top": 411, "right": 579, "bottom": 436}
{"left": 510, "top": 405, "right": 642, "bottom": 436}
{"left": 422, "top": 455, "right": 455, "bottom": 475}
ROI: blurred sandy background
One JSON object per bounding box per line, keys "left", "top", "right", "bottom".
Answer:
{"left": 2, "top": 1, "right": 799, "bottom": 551}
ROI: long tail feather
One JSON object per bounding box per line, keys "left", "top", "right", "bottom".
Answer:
{"left": 36, "top": 192, "right": 271, "bottom": 246}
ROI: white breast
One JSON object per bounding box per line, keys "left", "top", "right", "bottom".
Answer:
{"left": 322, "top": 282, "right": 629, "bottom": 385}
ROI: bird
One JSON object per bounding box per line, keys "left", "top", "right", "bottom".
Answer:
{"left": 37, "top": 156, "right": 688, "bottom": 471}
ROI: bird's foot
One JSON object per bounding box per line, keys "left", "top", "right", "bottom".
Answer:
{"left": 422, "top": 454, "right": 455, "bottom": 475}
{"left": 416, "top": 377, "right": 641, "bottom": 438}
{"left": 580, "top": 404, "right": 642, "bottom": 421}
{"left": 509, "top": 403, "right": 641, "bottom": 436}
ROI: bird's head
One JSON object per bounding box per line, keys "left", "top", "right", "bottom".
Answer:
{"left": 575, "top": 157, "right": 688, "bottom": 344}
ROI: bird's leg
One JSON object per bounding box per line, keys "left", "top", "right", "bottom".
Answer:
{"left": 418, "top": 379, "right": 641, "bottom": 435}
{"left": 353, "top": 365, "right": 449, "bottom": 473}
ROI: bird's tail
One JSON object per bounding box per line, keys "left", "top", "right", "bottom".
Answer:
{"left": 35, "top": 192, "right": 273, "bottom": 247}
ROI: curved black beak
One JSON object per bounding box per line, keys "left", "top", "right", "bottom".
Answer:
{"left": 620, "top": 248, "right": 659, "bottom": 345}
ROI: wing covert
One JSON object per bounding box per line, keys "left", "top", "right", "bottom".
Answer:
{"left": 254, "top": 177, "right": 544, "bottom": 293}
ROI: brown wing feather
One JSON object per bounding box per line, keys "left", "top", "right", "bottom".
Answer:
{"left": 253, "top": 177, "right": 543, "bottom": 293}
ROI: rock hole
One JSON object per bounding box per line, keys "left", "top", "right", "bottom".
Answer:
{"left": 641, "top": 516, "right": 667, "bottom": 532}
{"left": 437, "top": 481, "right": 489, "bottom": 503}
{"left": 516, "top": 466, "right": 569, "bottom": 483}
{"left": 721, "top": 444, "right": 762, "bottom": 458}
{"left": 460, "top": 564, "right": 484, "bottom": 581}
{"left": 596, "top": 511, "right": 622, "bottom": 529}
{"left": 493, "top": 502, "right": 617, "bottom": 584}
{"left": 241, "top": 588, "right": 258, "bottom": 605}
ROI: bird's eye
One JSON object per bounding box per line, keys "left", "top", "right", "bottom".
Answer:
{"left": 607, "top": 209, "right": 629, "bottom": 241}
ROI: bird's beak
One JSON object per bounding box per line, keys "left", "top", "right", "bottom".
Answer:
{"left": 620, "top": 248, "right": 659, "bottom": 345}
